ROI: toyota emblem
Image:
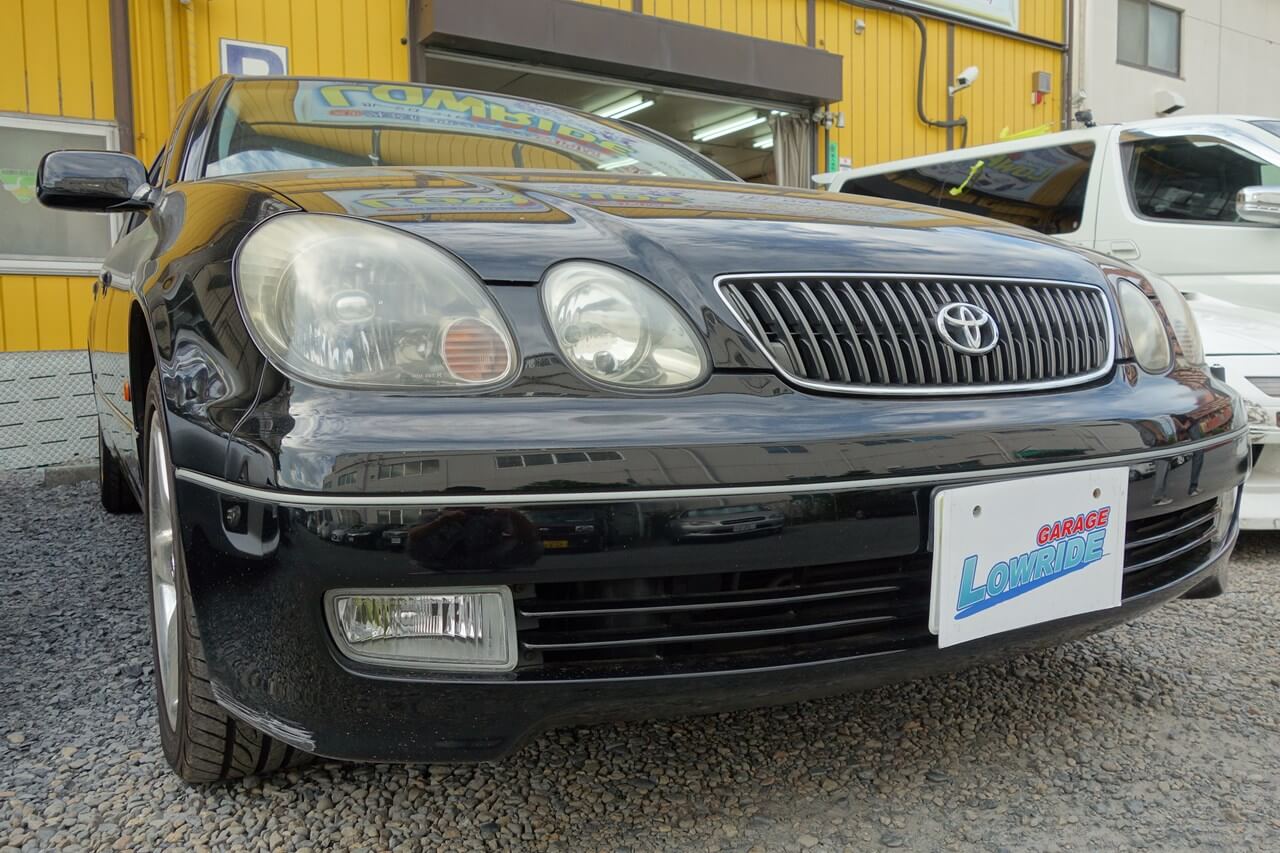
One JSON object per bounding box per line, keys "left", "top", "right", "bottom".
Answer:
{"left": 935, "top": 302, "right": 999, "bottom": 355}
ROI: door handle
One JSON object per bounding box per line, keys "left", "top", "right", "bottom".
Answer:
{"left": 1106, "top": 240, "right": 1141, "bottom": 260}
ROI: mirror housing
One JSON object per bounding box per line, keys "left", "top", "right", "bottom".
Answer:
{"left": 1237, "top": 185, "right": 1280, "bottom": 226}
{"left": 37, "top": 150, "right": 152, "bottom": 213}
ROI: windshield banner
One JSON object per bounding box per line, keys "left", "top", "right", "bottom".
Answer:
{"left": 291, "top": 81, "right": 703, "bottom": 177}
{"left": 896, "top": 0, "right": 1018, "bottom": 30}
{"left": 918, "top": 147, "right": 1082, "bottom": 202}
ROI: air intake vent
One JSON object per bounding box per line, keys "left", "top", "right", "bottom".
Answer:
{"left": 719, "top": 274, "right": 1115, "bottom": 394}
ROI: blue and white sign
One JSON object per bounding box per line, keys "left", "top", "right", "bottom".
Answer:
{"left": 929, "top": 468, "right": 1127, "bottom": 648}
{"left": 220, "top": 39, "right": 288, "bottom": 76}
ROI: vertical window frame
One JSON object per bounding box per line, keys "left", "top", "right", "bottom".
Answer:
{"left": 0, "top": 112, "right": 123, "bottom": 275}
{"left": 1117, "top": 0, "right": 1183, "bottom": 78}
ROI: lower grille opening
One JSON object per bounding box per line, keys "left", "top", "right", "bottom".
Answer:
{"left": 515, "top": 498, "right": 1221, "bottom": 677}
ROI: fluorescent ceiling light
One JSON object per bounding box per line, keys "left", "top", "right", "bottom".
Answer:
{"left": 753, "top": 136, "right": 775, "bottom": 149}
{"left": 692, "top": 113, "right": 765, "bottom": 142}
{"left": 610, "top": 99, "right": 655, "bottom": 119}
{"left": 600, "top": 157, "right": 639, "bottom": 171}
{"left": 595, "top": 95, "right": 654, "bottom": 119}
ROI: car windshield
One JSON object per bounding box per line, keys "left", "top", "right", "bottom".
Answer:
{"left": 204, "top": 78, "right": 723, "bottom": 181}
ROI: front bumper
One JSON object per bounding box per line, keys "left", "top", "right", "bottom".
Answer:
{"left": 174, "top": 430, "right": 1248, "bottom": 763}
{"left": 1241, "top": 442, "right": 1280, "bottom": 530}
{"left": 1210, "top": 357, "right": 1280, "bottom": 530}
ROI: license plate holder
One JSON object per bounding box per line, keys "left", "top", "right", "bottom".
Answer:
{"left": 929, "top": 468, "right": 1128, "bottom": 648}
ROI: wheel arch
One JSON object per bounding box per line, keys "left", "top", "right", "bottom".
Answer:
{"left": 128, "top": 299, "right": 157, "bottom": 455}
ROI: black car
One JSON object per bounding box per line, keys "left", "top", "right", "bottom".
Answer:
{"left": 38, "top": 76, "right": 1248, "bottom": 783}
{"left": 525, "top": 509, "right": 607, "bottom": 553}
{"left": 669, "top": 504, "right": 786, "bottom": 542}
{"left": 342, "top": 522, "right": 390, "bottom": 549}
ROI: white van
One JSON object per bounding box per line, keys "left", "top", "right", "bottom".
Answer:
{"left": 823, "top": 116, "right": 1280, "bottom": 530}
{"left": 825, "top": 116, "right": 1280, "bottom": 310}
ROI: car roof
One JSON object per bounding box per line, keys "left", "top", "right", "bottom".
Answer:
{"left": 823, "top": 114, "right": 1278, "bottom": 183}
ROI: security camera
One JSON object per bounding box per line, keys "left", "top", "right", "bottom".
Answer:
{"left": 949, "top": 66, "right": 980, "bottom": 96}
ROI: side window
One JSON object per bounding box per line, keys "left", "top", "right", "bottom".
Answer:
{"left": 1123, "top": 136, "right": 1274, "bottom": 223}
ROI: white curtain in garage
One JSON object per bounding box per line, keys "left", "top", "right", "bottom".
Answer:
{"left": 771, "top": 114, "right": 813, "bottom": 188}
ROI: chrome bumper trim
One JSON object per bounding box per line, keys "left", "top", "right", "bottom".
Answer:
{"left": 172, "top": 428, "right": 1248, "bottom": 508}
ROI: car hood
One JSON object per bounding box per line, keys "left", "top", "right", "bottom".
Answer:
{"left": 1187, "top": 294, "right": 1280, "bottom": 356}
{"left": 248, "top": 168, "right": 1110, "bottom": 286}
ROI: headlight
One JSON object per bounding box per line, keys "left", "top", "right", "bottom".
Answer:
{"left": 1116, "top": 279, "right": 1172, "bottom": 373}
{"left": 541, "top": 262, "right": 708, "bottom": 389}
{"left": 1146, "top": 274, "right": 1205, "bottom": 365}
{"left": 236, "top": 214, "right": 516, "bottom": 388}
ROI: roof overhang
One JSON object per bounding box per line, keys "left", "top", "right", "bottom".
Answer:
{"left": 412, "top": 0, "right": 842, "bottom": 107}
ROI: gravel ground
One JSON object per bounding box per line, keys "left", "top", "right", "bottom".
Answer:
{"left": 2, "top": 479, "right": 1278, "bottom": 852}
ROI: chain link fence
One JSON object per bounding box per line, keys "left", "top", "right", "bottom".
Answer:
{"left": 0, "top": 350, "right": 97, "bottom": 470}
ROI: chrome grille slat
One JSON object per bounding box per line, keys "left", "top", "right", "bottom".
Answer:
{"left": 1062, "top": 289, "right": 1089, "bottom": 372}
{"left": 979, "top": 283, "right": 1016, "bottom": 381}
{"left": 861, "top": 280, "right": 908, "bottom": 383}
{"left": 996, "top": 284, "right": 1033, "bottom": 380}
{"left": 897, "top": 282, "right": 943, "bottom": 381}
{"left": 840, "top": 281, "right": 892, "bottom": 384}
{"left": 817, "top": 281, "right": 870, "bottom": 381}
{"left": 796, "top": 281, "right": 851, "bottom": 383}
{"left": 748, "top": 282, "right": 804, "bottom": 375}
{"left": 719, "top": 274, "right": 1115, "bottom": 395}
{"left": 915, "top": 283, "right": 959, "bottom": 382}
{"left": 771, "top": 281, "right": 827, "bottom": 380}
{"left": 878, "top": 281, "right": 926, "bottom": 383}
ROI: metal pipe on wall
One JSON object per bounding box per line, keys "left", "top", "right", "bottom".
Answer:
{"left": 108, "top": 0, "right": 135, "bottom": 152}
{"left": 843, "top": 0, "right": 970, "bottom": 148}
{"left": 181, "top": 0, "right": 198, "bottom": 95}
{"left": 162, "top": 0, "right": 178, "bottom": 118}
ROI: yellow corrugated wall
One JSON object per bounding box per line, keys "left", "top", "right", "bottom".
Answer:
{"left": 0, "top": 276, "right": 97, "bottom": 352}
{"left": 0, "top": 0, "right": 115, "bottom": 353}
{"left": 0, "top": 0, "right": 117, "bottom": 120}
{"left": 594, "top": 0, "right": 1066, "bottom": 169}
{"left": 4, "top": 0, "right": 1065, "bottom": 355}
{"left": 130, "top": 0, "right": 411, "bottom": 163}
{"left": 643, "top": 0, "right": 809, "bottom": 43}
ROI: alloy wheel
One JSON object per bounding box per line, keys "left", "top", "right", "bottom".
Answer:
{"left": 147, "top": 415, "right": 180, "bottom": 731}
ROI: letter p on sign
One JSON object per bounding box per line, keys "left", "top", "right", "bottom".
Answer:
{"left": 220, "top": 39, "right": 288, "bottom": 76}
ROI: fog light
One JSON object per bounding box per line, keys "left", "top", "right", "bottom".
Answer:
{"left": 1213, "top": 488, "right": 1239, "bottom": 543}
{"left": 326, "top": 588, "right": 517, "bottom": 671}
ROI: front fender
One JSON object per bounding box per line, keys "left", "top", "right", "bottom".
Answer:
{"left": 134, "top": 180, "right": 296, "bottom": 476}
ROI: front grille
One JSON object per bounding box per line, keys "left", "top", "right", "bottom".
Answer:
{"left": 718, "top": 274, "right": 1115, "bottom": 394}
{"left": 515, "top": 499, "right": 1219, "bottom": 677}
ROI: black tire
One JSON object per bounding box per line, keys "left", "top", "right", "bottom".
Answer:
{"left": 142, "top": 371, "right": 312, "bottom": 782}
{"left": 98, "top": 428, "right": 139, "bottom": 514}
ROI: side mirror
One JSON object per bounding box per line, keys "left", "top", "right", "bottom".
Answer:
{"left": 36, "top": 150, "right": 152, "bottom": 213}
{"left": 1237, "top": 185, "right": 1280, "bottom": 226}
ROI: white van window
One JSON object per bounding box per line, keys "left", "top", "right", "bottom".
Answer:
{"left": 1123, "top": 136, "right": 1280, "bottom": 223}
{"left": 840, "top": 143, "right": 1095, "bottom": 236}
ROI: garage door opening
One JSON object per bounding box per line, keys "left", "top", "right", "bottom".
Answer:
{"left": 422, "top": 50, "right": 808, "bottom": 184}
